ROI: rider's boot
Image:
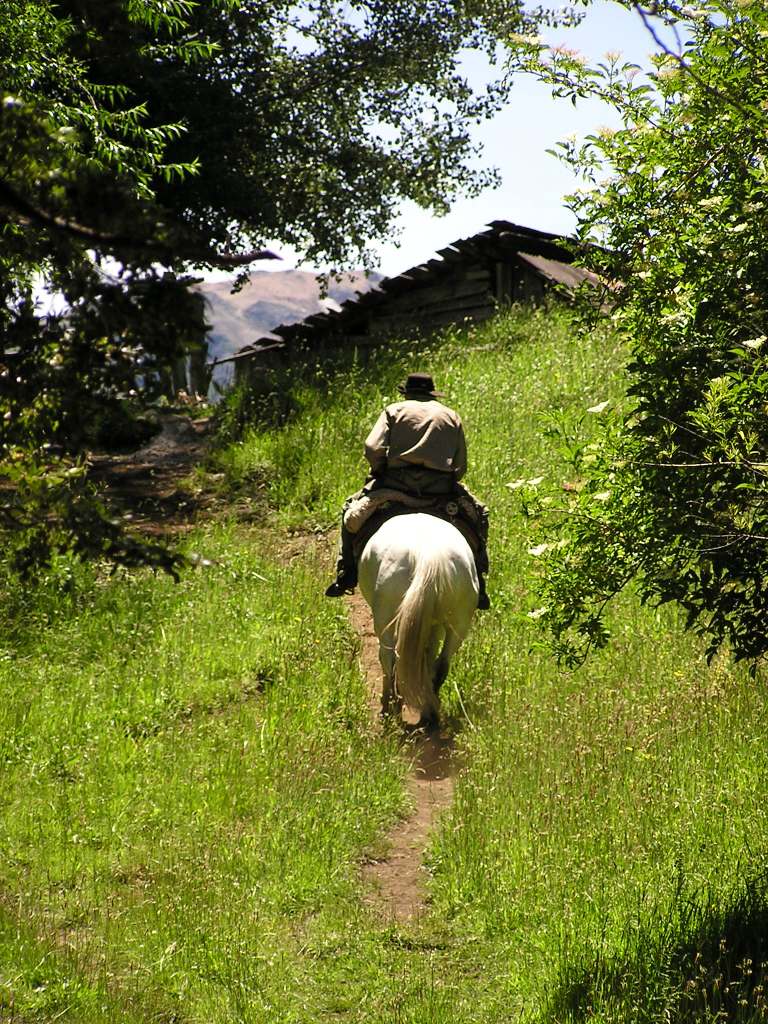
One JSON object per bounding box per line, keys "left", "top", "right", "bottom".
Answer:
{"left": 325, "top": 522, "right": 358, "bottom": 597}
{"left": 325, "top": 562, "right": 358, "bottom": 597}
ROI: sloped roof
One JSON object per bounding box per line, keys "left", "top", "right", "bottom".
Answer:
{"left": 516, "top": 252, "right": 601, "bottom": 291}
{"left": 213, "top": 341, "right": 284, "bottom": 367}
{"left": 234, "top": 221, "right": 588, "bottom": 356}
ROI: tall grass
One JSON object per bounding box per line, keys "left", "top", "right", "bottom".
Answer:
{"left": 0, "top": 528, "right": 406, "bottom": 1021}
{"left": 213, "top": 305, "right": 768, "bottom": 1021}
{"left": 3, "top": 305, "right": 768, "bottom": 1022}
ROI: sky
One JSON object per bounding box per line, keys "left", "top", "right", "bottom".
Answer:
{"left": 372, "top": 1, "right": 665, "bottom": 277}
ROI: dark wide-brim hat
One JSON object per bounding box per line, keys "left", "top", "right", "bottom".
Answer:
{"left": 398, "top": 372, "right": 444, "bottom": 398}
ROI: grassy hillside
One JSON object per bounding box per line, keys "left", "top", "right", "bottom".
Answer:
{"left": 2, "top": 306, "right": 768, "bottom": 1023}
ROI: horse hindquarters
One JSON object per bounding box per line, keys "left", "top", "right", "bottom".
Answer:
{"left": 359, "top": 512, "right": 478, "bottom": 725}
{"left": 393, "top": 557, "right": 443, "bottom": 720}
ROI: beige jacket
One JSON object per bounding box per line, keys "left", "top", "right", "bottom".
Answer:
{"left": 364, "top": 399, "right": 467, "bottom": 479}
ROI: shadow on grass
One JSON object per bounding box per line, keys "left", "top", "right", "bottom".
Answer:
{"left": 546, "top": 879, "right": 768, "bottom": 1023}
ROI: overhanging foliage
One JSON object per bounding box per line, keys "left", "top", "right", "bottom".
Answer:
{"left": 1, "top": 0, "right": 548, "bottom": 577}
{"left": 514, "top": 0, "right": 768, "bottom": 667}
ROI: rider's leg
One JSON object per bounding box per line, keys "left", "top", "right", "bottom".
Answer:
{"left": 325, "top": 512, "right": 358, "bottom": 596}
{"left": 456, "top": 484, "right": 490, "bottom": 610}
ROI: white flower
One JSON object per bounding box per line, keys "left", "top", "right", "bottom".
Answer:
{"left": 506, "top": 479, "right": 526, "bottom": 490}
{"left": 527, "top": 476, "right": 545, "bottom": 486}
{"left": 528, "top": 606, "right": 549, "bottom": 620}
{"left": 743, "top": 336, "right": 766, "bottom": 350}
{"left": 508, "top": 31, "right": 543, "bottom": 46}
{"left": 528, "top": 543, "right": 549, "bottom": 557}
{"left": 587, "top": 400, "right": 610, "bottom": 414}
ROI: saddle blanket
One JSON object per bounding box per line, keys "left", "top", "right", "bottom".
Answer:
{"left": 344, "top": 488, "right": 484, "bottom": 562}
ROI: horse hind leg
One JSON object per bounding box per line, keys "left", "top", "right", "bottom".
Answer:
{"left": 414, "top": 630, "right": 442, "bottom": 731}
{"left": 433, "top": 652, "right": 450, "bottom": 695}
{"left": 416, "top": 708, "right": 440, "bottom": 733}
{"left": 432, "top": 628, "right": 464, "bottom": 695}
{"left": 378, "top": 631, "right": 402, "bottom": 719}
{"left": 416, "top": 686, "right": 440, "bottom": 732}
{"left": 419, "top": 647, "right": 454, "bottom": 730}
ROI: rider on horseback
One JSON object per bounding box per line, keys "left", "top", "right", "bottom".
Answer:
{"left": 325, "top": 372, "right": 490, "bottom": 610}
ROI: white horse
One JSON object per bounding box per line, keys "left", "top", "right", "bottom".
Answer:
{"left": 358, "top": 513, "right": 479, "bottom": 729}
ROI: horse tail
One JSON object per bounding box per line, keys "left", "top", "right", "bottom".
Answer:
{"left": 393, "top": 551, "right": 447, "bottom": 714}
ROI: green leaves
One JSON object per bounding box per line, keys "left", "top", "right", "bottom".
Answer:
{"left": 519, "top": 0, "right": 768, "bottom": 668}
{"left": 1, "top": 0, "right": 554, "bottom": 580}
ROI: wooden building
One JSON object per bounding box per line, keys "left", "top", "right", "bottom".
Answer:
{"left": 216, "top": 221, "right": 599, "bottom": 384}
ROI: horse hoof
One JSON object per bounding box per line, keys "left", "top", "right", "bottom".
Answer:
{"left": 416, "top": 712, "right": 439, "bottom": 733}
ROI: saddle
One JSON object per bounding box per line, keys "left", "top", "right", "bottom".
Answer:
{"left": 345, "top": 488, "right": 484, "bottom": 563}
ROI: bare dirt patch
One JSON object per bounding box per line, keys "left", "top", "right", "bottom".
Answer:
{"left": 347, "top": 593, "right": 457, "bottom": 922}
{"left": 87, "top": 414, "right": 215, "bottom": 535}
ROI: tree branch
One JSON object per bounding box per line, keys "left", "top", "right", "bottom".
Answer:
{"left": 629, "top": 459, "right": 768, "bottom": 476}
{"left": 0, "top": 179, "right": 281, "bottom": 267}
{"left": 633, "top": 4, "right": 757, "bottom": 119}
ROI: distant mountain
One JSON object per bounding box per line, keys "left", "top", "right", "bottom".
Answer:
{"left": 196, "top": 269, "right": 383, "bottom": 367}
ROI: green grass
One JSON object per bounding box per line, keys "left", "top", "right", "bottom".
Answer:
{"left": 0, "top": 529, "right": 406, "bottom": 1021}
{"left": 3, "top": 305, "right": 768, "bottom": 1022}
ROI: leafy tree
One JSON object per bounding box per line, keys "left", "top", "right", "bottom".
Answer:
{"left": 1, "top": 0, "right": 543, "bottom": 574}
{"left": 513, "top": 1, "right": 768, "bottom": 667}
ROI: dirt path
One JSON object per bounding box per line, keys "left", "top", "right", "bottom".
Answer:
{"left": 346, "top": 594, "right": 457, "bottom": 923}
{"left": 87, "top": 414, "right": 214, "bottom": 535}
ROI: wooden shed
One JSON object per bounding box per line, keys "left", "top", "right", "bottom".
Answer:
{"left": 219, "top": 221, "right": 599, "bottom": 383}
